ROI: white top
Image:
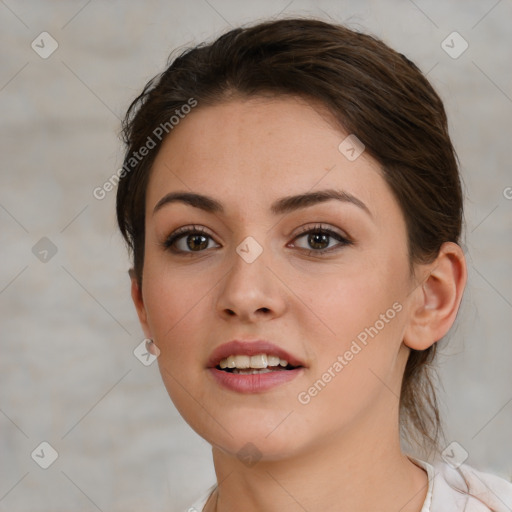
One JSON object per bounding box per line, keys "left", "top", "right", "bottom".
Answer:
{"left": 184, "top": 456, "right": 512, "bottom": 511}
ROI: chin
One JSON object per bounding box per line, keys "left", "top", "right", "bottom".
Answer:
{"left": 205, "top": 416, "right": 311, "bottom": 462}
{"left": 211, "top": 434, "right": 305, "bottom": 463}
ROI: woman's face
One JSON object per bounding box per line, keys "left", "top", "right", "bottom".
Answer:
{"left": 134, "top": 95, "right": 421, "bottom": 459}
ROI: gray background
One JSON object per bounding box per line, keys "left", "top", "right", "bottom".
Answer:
{"left": 1, "top": 1, "right": 511, "bottom": 510}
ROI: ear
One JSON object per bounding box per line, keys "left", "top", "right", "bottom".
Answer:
{"left": 129, "top": 268, "right": 152, "bottom": 340}
{"left": 403, "top": 242, "right": 467, "bottom": 350}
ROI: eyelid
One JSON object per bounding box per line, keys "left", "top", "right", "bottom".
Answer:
{"left": 292, "top": 222, "right": 351, "bottom": 241}
{"left": 162, "top": 222, "right": 352, "bottom": 255}
{"left": 162, "top": 225, "right": 219, "bottom": 252}
{"left": 289, "top": 223, "right": 353, "bottom": 254}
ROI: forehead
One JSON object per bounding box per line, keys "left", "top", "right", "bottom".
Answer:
{"left": 146, "top": 96, "right": 391, "bottom": 220}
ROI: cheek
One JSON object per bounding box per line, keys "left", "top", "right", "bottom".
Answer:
{"left": 293, "top": 254, "right": 407, "bottom": 400}
{"left": 298, "top": 261, "right": 405, "bottom": 349}
{"left": 142, "top": 272, "right": 210, "bottom": 418}
{"left": 293, "top": 281, "right": 405, "bottom": 433}
{"left": 142, "top": 261, "right": 207, "bottom": 365}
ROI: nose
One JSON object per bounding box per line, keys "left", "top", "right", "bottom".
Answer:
{"left": 215, "top": 245, "right": 287, "bottom": 323}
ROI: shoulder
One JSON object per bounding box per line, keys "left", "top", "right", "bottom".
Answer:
{"left": 183, "top": 483, "right": 217, "bottom": 512}
{"left": 184, "top": 464, "right": 512, "bottom": 512}
{"left": 428, "top": 458, "right": 512, "bottom": 511}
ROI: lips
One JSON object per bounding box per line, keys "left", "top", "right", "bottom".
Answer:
{"left": 206, "top": 339, "right": 306, "bottom": 369}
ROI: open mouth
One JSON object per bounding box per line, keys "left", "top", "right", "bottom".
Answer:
{"left": 208, "top": 352, "right": 305, "bottom": 392}
{"left": 216, "top": 363, "right": 300, "bottom": 374}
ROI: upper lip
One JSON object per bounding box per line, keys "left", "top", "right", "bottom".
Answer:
{"left": 207, "top": 340, "right": 306, "bottom": 369}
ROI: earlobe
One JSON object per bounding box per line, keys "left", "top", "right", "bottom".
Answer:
{"left": 129, "top": 269, "right": 152, "bottom": 339}
{"left": 403, "top": 242, "right": 467, "bottom": 351}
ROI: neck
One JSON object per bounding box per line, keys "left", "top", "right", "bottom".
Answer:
{"left": 205, "top": 410, "right": 428, "bottom": 512}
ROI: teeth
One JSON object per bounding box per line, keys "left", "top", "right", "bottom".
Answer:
{"left": 219, "top": 353, "right": 289, "bottom": 370}
{"left": 225, "top": 356, "right": 237, "bottom": 369}
{"left": 250, "top": 354, "right": 267, "bottom": 369}
{"left": 232, "top": 368, "right": 277, "bottom": 374}
{"left": 268, "top": 355, "right": 280, "bottom": 367}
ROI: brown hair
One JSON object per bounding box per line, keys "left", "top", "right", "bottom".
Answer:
{"left": 116, "top": 17, "right": 464, "bottom": 458}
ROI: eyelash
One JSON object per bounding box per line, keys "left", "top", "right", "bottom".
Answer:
{"left": 162, "top": 223, "right": 352, "bottom": 257}
{"left": 162, "top": 225, "right": 213, "bottom": 255}
{"left": 292, "top": 224, "right": 352, "bottom": 256}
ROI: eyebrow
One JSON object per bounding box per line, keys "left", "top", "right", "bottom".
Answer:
{"left": 152, "top": 189, "right": 372, "bottom": 218}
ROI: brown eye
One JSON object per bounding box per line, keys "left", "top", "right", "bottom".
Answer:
{"left": 306, "top": 231, "right": 331, "bottom": 250}
{"left": 184, "top": 233, "right": 209, "bottom": 251}
{"left": 291, "top": 225, "right": 352, "bottom": 255}
{"left": 163, "top": 226, "right": 220, "bottom": 254}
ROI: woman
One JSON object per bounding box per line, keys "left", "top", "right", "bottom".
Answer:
{"left": 115, "top": 17, "right": 512, "bottom": 512}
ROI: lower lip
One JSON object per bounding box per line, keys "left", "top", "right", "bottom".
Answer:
{"left": 207, "top": 367, "right": 304, "bottom": 393}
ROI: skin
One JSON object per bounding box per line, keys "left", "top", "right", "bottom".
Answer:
{"left": 131, "top": 95, "right": 467, "bottom": 511}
